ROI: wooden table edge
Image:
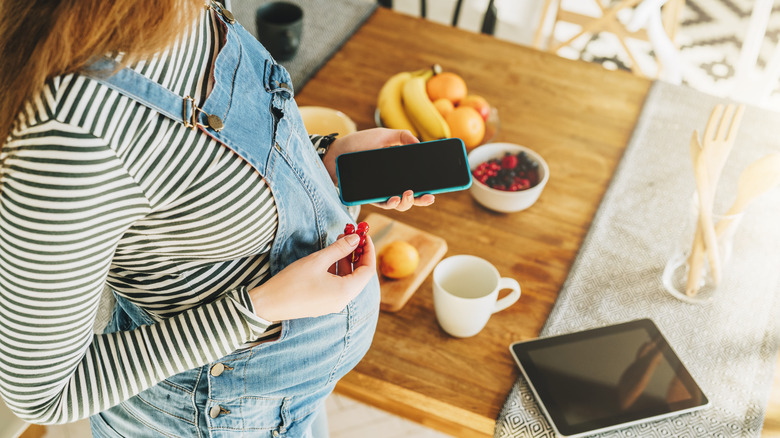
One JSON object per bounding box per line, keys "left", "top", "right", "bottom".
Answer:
{"left": 336, "top": 373, "right": 496, "bottom": 437}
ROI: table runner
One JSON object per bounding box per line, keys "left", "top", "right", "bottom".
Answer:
{"left": 494, "top": 80, "right": 780, "bottom": 437}
{"left": 229, "top": 0, "right": 377, "bottom": 91}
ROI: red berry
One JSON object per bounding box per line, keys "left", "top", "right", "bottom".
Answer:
{"left": 502, "top": 155, "right": 518, "bottom": 169}
{"left": 346, "top": 221, "right": 370, "bottom": 263}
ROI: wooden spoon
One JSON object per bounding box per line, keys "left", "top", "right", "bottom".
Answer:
{"left": 715, "top": 152, "right": 780, "bottom": 238}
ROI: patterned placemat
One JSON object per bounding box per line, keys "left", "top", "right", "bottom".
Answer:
{"left": 229, "top": 0, "right": 377, "bottom": 91}
{"left": 494, "top": 80, "right": 780, "bottom": 437}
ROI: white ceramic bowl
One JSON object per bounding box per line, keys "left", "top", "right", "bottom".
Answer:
{"left": 467, "top": 143, "right": 549, "bottom": 213}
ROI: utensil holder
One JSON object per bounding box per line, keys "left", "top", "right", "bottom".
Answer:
{"left": 662, "top": 194, "right": 743, "bottom": 303}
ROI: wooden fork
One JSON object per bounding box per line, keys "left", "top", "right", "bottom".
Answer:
{"left": 686, "top": 103, "right": 745, "bottom": 296}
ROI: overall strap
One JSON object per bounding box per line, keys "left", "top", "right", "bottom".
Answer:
{"left": 81, "top": 58, "right": 224, "bottom": 132}
{"left": 80, "top": 2, "right": 235, "bottom": 132}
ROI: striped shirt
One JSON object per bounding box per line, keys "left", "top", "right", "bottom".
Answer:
{"left": 0, "top": 9, "right": 324, "bottom": 424}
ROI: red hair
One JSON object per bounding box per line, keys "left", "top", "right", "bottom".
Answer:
{"left": 0, "top": 0, "right": 204, "bottom": 146}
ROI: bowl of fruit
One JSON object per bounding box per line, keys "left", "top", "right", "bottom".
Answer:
{"left": 467, "top": 143, "right": 549, "bottom": 213}
{"left": 375, "top": 65, "right": 498, "bottom": 148}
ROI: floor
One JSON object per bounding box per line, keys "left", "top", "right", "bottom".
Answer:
{"left": 34, "top": 394, "right": 451, "bottom": 438}
{"left": 17, "top": 2, "right": 780, "bottom": 438}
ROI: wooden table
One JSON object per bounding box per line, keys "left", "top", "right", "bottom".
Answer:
{"left": 295, "top": 8, "right": 780, "bottom": 437}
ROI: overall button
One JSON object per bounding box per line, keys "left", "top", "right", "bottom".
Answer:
{"left": 221, "top": 8, "right": 235, "bottom": 23}
{"left": 210, "top": 363, "right": 225, "bottom": 377}
{"left": 209, "top": 405, "right": 222, "bottom": 418}
{"left": 207, "top": 114, "right": 224, "bottom": 131}
{"left": 272, "top": 431, "right": 280, "bottom": 437}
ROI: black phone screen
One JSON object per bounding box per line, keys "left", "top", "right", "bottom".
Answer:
{"left": 336, "top": 138, "right": 472, "bottom": 205}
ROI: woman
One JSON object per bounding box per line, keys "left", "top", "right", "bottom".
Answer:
{"left": 0, "top": 0, "right": 432, "bottom": 436}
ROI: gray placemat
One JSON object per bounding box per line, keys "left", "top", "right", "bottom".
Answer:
{"left": 494, "top": 81, "right": 780, "bottom": 437}
{"left": 229, "top": 0, "right": 377, "bottom": 91}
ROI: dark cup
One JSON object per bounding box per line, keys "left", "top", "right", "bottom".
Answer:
{"left": 256, "top": 2, "right": 303, "bottom": 61}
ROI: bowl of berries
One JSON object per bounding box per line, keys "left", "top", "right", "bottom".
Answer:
{"left": 468, "top": 143, "right": 549, "bottom": 213}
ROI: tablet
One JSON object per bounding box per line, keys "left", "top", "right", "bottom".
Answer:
{"left": 509, "top": 319, "right": 709, "bottom": 437}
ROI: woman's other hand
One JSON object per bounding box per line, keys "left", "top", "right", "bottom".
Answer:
{"left": 248, "top": 234, "right": 376, "bottom": 322}
{"left": 322, "top": 128, "right": 435, "bottom": 211}
{"left": 373, "top": 189, "right": 434, "bottom": 211}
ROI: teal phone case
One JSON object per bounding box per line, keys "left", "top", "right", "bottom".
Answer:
{"left": 336, "top": 138, "right": 472, "bottom": 206}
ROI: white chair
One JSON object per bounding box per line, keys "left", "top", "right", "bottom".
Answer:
{"left": 728, "top": 0, "right": 780, "bottom": 108}
{"left": 626, "top": 0, "right": 682, "bottom": 84}
{"left": 533, "top": 0, "right": 684, "bottom": 81}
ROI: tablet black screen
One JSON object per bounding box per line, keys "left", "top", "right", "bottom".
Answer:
{"left": 510, "top": 319, "right": 708, "bottom": 436}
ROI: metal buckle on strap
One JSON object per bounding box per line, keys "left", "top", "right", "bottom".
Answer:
{"left": 183, "top": 96, "right": 225, "bottom": 132}
{"left": 182, "top": 96, "right": 199, "bottom": 131}
{"left": 208, "top": 1, "right": 236, "bottom": 24}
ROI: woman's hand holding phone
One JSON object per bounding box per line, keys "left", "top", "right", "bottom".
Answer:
{"left": 322, "top": 128, "right": 435, "bottom": 211}
{"left": 248, "top": 233, "right": 376, "bottom": 322}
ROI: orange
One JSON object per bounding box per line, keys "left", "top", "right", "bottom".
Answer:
{"left": 445, "top": 106, "right": 485, "bottom": 149}
{"left": 432, "top": 98, "right": 455, "bottom": 117}
{"left": 426, "top": 72, "right": 468, "bottom": 104}
{"left": 459, "top": 95, "right": 491, "bottom": 120}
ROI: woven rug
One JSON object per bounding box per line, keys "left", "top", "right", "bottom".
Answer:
{"left": 229, "top": 0, "right": 377, "bottom": 91}
{"left": 494, "top": 80, "right": 780, "bottom": 437}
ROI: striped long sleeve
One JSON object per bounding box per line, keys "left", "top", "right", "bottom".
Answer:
{"left": 0, "top": 9, "right": 283, "bottom": 424}
{"left": 0, "top": 117, "right": 272, "bottom": 424}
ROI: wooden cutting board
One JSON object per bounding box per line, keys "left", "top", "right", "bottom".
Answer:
{"left": 363, "top": 213, "right": 448, "bottom": 312}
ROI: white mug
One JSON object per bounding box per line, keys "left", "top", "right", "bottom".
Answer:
{"left": 432, "top": 255, "right": 521, "bottom": 338}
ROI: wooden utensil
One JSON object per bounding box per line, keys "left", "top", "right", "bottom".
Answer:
{"left": 685, "top": 131, "right": 707, "bottom": 295}
{"left": 686, "top": 104, "right": 745, "bottom": 295}
{"left": 714, "top": 152, "right": 780, "bottom": 237}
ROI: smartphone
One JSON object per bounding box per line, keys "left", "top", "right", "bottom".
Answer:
{"left": 336, "top": 138, "right": 472, "bottom": 206}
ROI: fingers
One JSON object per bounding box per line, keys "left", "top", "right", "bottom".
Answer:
{"left": 320, "top": 233, "right": 360, "bottom": 268}
{"left": 373, "top": 191, "right": 435, "bottom": 210}
{"left": 397, "top": 129, "right": 420, "bottom": 145}
{"left": 375, "top": 196, "right": 401, "bottom": 210}
{"left": 336, "top": 238, "right": 355, "bottom": 275}
{"left": 349, "top": 235, "right": 376, "bottom": 277}
{"left": 395, "top": 190, "right": 415, "bottom": 211}
{"left": 414, "top": 193, "right": 435, "bottom": 207}
{"left": 329, "top": 233, "right": 345, "bottom": 275}
{"left": 328, "top": 237, "right": 375, "bottom": 308}
{"left": 370, "top": 127, "right": 419, "bottom": 147}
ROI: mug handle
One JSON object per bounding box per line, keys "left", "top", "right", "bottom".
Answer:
{"left": 492, "top": 278, "right": 521, "bottom": 313}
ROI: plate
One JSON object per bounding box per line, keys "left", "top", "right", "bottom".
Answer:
{"left": 298, "top": 106, "right": 357, "bottom": 137}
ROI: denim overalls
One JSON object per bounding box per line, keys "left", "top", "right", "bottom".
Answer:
{"left": 85, "top": 3, "right": 380, "bottom": 437}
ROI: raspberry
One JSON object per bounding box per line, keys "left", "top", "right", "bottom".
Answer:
{"left": 501, "top": 154, "right": 518, "bottom": 169}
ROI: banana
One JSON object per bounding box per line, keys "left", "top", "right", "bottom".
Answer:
{"left": 401, "top": 65, "right": 450, "bottom": 142}
{"left": 377, "top": 71, "right": 418, "bottom": 136}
